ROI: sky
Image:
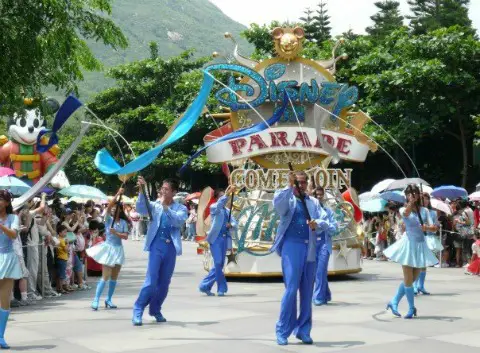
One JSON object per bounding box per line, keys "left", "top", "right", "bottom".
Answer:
{"left": 209, "top": 0, "right": 480, "bottom": 36}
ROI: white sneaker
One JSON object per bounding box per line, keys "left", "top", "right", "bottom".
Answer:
{"left": 45, "top": 291, "right": 61, "bottom": 298}
{"left": 28, "top": 293, "right": 43, "bottom": 301}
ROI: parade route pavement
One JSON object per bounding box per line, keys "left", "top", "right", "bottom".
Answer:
{"left": 9, "top": 240, "right": 480, "bottom": 353}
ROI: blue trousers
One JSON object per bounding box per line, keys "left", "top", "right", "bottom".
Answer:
{"left": 313, "top": 238, "right": 331, "bottom": 303}
{"left": 276, "top": 239, "right": 316, "bottom": 339}
{"left": 199, "top": 235, "right": 228, "bottom": 293}
{"left": 133, "top": 235, "right": 176, "bottom": 317}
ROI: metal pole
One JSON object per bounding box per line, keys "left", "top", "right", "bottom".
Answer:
{"left": 40, "top": 243, "right": 44, "bottom": 299}
{"left": 439, "top": 224, "right": 443, "bottom": 268}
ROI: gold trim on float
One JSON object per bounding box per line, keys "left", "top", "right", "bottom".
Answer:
{"left": 328, "top": 268, "right": 362, "bottom": 275}
{"left": 224, "top": 268, "right": 362, "bottom": 278}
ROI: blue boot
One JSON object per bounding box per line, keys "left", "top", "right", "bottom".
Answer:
{"left": 404, "top": 286, "right": 417, "bottom": 319}
{"left": 92, "top": 279, "right": 106, "bottom": 311}
{"left": 386, "top": 282, "right": 404, "bottom": 317}
{"left": 105, "top": 280, "right": 118, "bottom": 309}
{"left": 413, "top": 278, "right": 419, "bottom": 295}
{"left": 417, "top": 272, "right": 430, "bottom": 295}
{"left": 0, "top": 309, "right": 10, "bottom": 349}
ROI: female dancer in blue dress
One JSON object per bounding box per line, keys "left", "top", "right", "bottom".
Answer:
{"left": 0, "top": 190, "right": 22, "bottom": 349}
{"left": 384, "top": 185, "right": 439, "bottom": 318}
{"left": 413, "top": 192, "right": 442, "bottom": 295}
{"left": 87, "top": 188, "right": 129, "bottom": 310}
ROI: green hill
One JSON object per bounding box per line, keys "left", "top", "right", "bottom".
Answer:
{"left": 78, "top": 0, "right": 251, "bottom": 99}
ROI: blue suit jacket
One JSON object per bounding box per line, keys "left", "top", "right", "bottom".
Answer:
{"left": 206, "top": 195, "right": 238, "bottom": 247}
{"left": 316, "top": 204, "right": 338, "bottom": 254}
{"left": 271, "top": 186, "right": 328, "bottom": 261}
{"left": 136, "top": 193, "right": 188, "bottom": 256}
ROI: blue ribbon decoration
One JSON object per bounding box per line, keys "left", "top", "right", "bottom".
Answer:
{"left": 178, "top": 92, "right": 290, "bottom": 175}
{"left": 94, "top": 72, "right": 214, "bottom": 175}
{"left": 37, "top": 95, "right": 83, "bottom": 153}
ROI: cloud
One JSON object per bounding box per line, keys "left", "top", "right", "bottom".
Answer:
{"left": 210, "top": 0, "right": 480, "bottom": 35}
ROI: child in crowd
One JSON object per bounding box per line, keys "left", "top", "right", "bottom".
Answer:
{"left": 55, "top": 224, "right": 71, "bottom": 294}
{"left": 374, "top": 220, "right": 388, "bottom": 261}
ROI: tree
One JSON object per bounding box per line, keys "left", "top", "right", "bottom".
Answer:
{"left": 60, "top": 47, "right": 225, "bottom": 192}
{"left": 0, "top": 0, "right": 128, "bottom": 101}
{"left": 344, "top": 27, "right": 480, "bottom": 187}
{"left": 313, "top": 0, "right": 332, "bottom": 44}
{"left": 407, "top": 0, "right": 473, "bottom": 34}
{"left": 366, "top": 1, "right": 405, "bottom": 39}
{"left": 300, "top": 8, "right": 317, "bottom": 42}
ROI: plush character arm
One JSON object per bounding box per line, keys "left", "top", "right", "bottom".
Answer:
{"left": 0, "top": 139, "right": 11, "bottom": 166}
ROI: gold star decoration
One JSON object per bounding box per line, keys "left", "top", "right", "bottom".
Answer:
{"left": 226, "top": 250, "right": 237, "bottom": 265}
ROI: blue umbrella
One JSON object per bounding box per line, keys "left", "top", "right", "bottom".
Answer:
{"left": 59, "top": 185, "right": 107, "bottom": 200}
{"left": 360, "top": 198, "right": 387, "bottom": 213}
{"left": 431, "top": 185, "right": 467, "bottom": 200}
{"left": 0, "top": 176, "right": 31, "bottom": 196}
{"left": 380, "top": 190, "right": 406, "bottom": 204}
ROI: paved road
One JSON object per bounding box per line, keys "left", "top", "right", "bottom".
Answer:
{"left": 9, "top": 240, "right": 480, "bottom": 352}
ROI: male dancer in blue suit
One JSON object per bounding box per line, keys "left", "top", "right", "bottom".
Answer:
{"left": 199, "top": 185, "right": 238, "bottom": 296}
{"left": 132, "top": 176, "right": 188, "bottom": 326}
{"left": 313, "top": 186, "right": 337, "bottom": 306}
{"left": 271, "top": 171, "right": 329, "bottom": 346}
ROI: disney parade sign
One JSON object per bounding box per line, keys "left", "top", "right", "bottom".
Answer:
{"left": 203, "top": 26, "right": 376, "bottom": 170}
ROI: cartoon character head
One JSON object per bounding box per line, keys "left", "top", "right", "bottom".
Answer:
{"left": 272, "top": 27, "right": 305, "bottom": 60}
{"left": 7, "top": 98, "right": 59, "bottom": 146}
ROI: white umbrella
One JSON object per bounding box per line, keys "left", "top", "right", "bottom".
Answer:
{"left": 371, "top": 179, "right": 396, "bottom": 194}
{"left": 359, "top": 191, "right": 380, "bottom": 202}
{"left": 430, "top": 199, "right": 452, "bottom": 216}
{"left": 469, "top": 191, "right": 480, "bottom": 201}
{"left": 421, "top": 185, "right": 433, "bottom": 194}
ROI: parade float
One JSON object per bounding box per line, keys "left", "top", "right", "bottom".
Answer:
{"left": 192, "top": 26, "right": 377, "bottom": 277}
{"left": 0, "top": 98, "right": 70, "bottom": 189}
